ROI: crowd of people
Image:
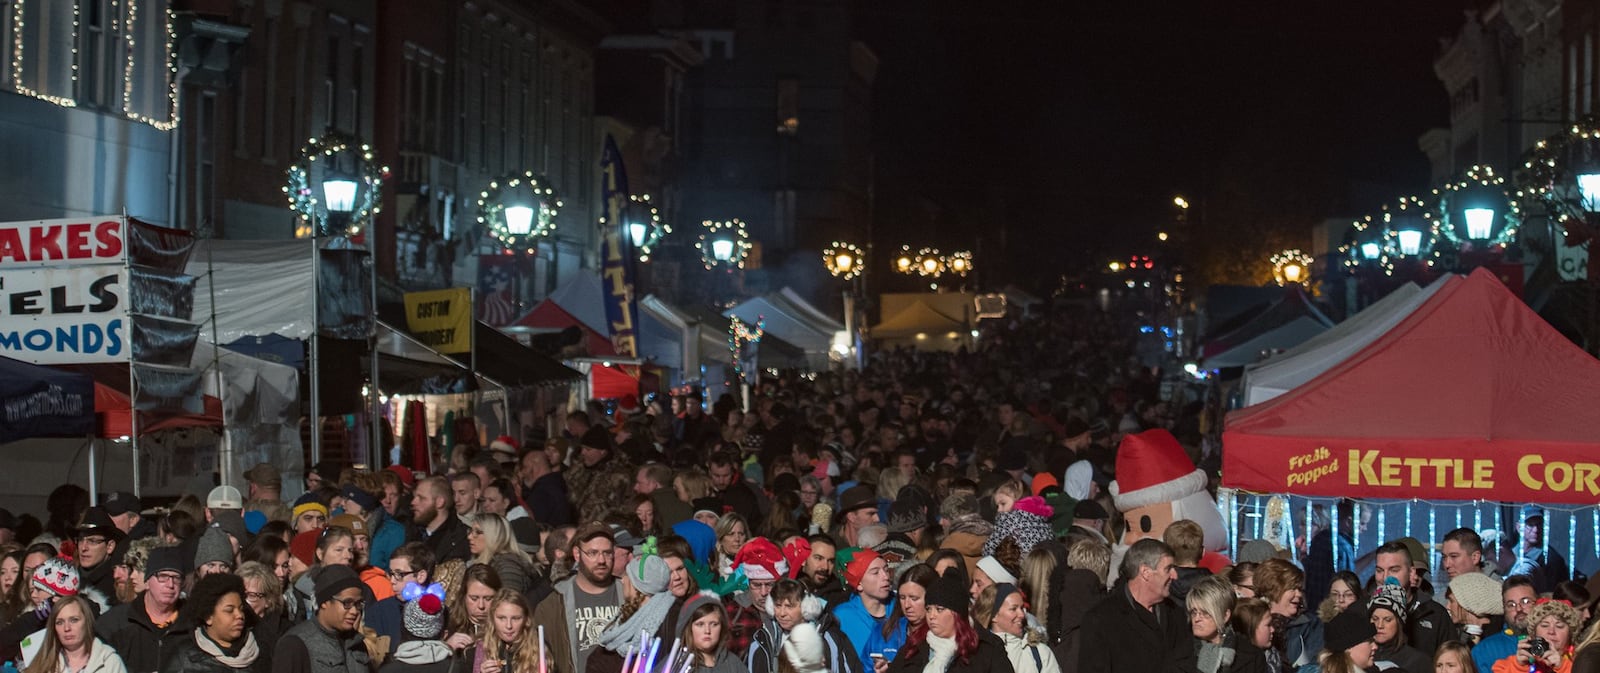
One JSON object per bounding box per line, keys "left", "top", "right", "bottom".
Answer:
{"left": 0, "top": 308, "right": 1585, "bottom": 673}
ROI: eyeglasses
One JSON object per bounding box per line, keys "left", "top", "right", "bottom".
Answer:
{"left": 1188, "top": 608, "right": 1213, "bottom": 619}
{"left": 331, "top": 597, "right": 366, "bottom": 611}
{"left": 150, "top": 573, "right": 182, "bottom": 585}
{"left": 389, "top": 568, "right": 419, "bottom": 581}
{"left": 245, "top": 591, "right": 267, "bottom": 602}
{"left": 578, "top": 548, "right": 613, "bottom": 560}
{"left": 1506, "top": 596, "right": 1537, "bottom": 610}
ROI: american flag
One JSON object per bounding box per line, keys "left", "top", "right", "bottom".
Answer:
{"left": 477, "top": 255, "right": 518, "bottom": 326}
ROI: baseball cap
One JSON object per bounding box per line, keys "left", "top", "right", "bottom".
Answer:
{"left": 207, "top": 485, "right": 244, "bottom": 510}
{"left": 243, "top": 463, "right": 282, "bottom": 488}
{"left": 101, "top": 492, "right": 140, "bottom": 517}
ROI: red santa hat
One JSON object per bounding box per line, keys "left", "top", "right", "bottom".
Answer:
{"left": 734, "top": 537, "right": 788, "bottom": 581}
{"left": 1110, "top": 429, "right": 1207, "bottom": 511}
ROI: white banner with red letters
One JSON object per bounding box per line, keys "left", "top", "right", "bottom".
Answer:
{"left": 0, "top": 217, "right": 129, "bottom": 364}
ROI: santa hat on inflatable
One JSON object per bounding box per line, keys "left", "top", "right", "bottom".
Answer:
{"left": 1110, "top": 429, "right": 1226, "bottom": 551}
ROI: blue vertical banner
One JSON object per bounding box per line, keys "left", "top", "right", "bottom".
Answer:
{"left": 599, "top": 135, "right": 638, "bottom": 357}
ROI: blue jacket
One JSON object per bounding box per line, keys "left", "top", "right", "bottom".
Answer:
{"left": 862, "top": 616, "right": 906, "bottom": 662}
{"left": 363, "top": 596, "right": 404, "bottom": 656}
{"left": 1473, "top": 630, "right": 1519, "bottom": 673}
{"left": 832, "top": 594, "right": 892, "bottom": 664}
{"left": 368, "top": 511, "right": 406, "bottom": 571}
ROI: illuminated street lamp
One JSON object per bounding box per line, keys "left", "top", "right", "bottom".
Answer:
{"left": 892, "top": 245, "right": 916, "bottom": 274}
{"left": 600, "top": 194, "right": 668, "bottom": 262}
{"left": 1271, "top": 249, "right": 1313, "bottom": 287}
{"left": 823, "top": 241, "right": 865, "bottom": 280}
{"left": 945, "top": 250, "right": 974, "bottom": 277}
{"left": 1436, "top": 165, "right": 1520, "bottom": 249}
{"left": 915, "top": 247, "right": 944, "bottom": 277}
{"left": 476, "top": 171, "right": 562, "bottom": 253}
{"left": 285, "top": 131, "right": 388, "bottom": 238}
{"left": 697, "top": 219, "right": 752, "bottom": 269}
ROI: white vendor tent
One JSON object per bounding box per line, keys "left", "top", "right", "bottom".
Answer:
{"left": 724, "top": 288, "right": 845, "bottom": 370}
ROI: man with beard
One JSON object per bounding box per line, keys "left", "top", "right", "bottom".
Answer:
{"left": 409, "top": 477, "right": 471, "bottom": 563}
{"left": 709, "top": 451, "right": 760, "bottom": 517}
{"left": 1078, "top": 539, "right": 1193, "bottom": 673}
{"left": 100, "top": 546, "right": 190, "bottom": 672}
{"left": 798, "top": 534, "right": 846, "bottom": 607}
{"left": 1471, "top": 574, "right": 1535, "bottom": 672}
{"left": 73, "top": 507, "right": 123, "bottom": 603}
{"left": 273, "top": 565, "right": 373, "bottom": 673}
{"left": 533, "top": 524, "right": 621, "bottom": 673}
{"left": 830, "top": 548, "right": 892, "bottom": 663}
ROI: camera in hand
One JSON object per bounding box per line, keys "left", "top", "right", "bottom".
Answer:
{"left": 1528, "top": 637, "right": 1550, "bottom": 657}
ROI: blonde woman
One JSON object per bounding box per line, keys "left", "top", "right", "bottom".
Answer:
{"left": 22, "top": 595, "right": 124, "bottom": 673}
{"left": 712, "top": 514, "right": 749, "bottom": 578}
{"left": 467, "top": 514, "right": 538, "bottom": 594}
{"left": 675, "top": 472, "right": 713, "bottom": 509}
{"left": 473, "top": 590, "right": 545, "bottom": 673}
{"left": 973, "top": 583, "right": 1059, "bottom": 673}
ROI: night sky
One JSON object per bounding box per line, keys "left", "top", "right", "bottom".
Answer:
{"left": 859, "top": 2, "right": 1468, "bottom": 287}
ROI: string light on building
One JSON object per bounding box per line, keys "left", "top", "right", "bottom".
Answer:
{"left": 697, "top": 218, "right": 752, "bottom": 269}
{"left": 474, "top": 170, "right": 562, "bottom": 253}
{"left": 284, "top": 132, "right": 389, "bottom": 238}
{"left": 728, "top": 314, "right": 765, "bottom": 384}
{"left": 1270, "top": 249, "right": 1314, "bottom": 286}
{"left": 823, "top": 241, "right": 865, "bottom": 280}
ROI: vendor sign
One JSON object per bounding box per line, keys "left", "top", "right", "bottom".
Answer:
{"left": 0, "top": 265, "right": 128, "bottom": 363}
{"left": 403, "top": 287, "right": 472, "bottom": 353}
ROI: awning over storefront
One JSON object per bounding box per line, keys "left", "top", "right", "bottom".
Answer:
{"left": 1223, "top": 269, "right": 1600, "bottom": 505}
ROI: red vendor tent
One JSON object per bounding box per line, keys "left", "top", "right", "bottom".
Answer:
{"left": 513, "top": 300, "right": 617, "bottom": 357}
{"left": 1222, "top": 268, "right": 1600, "bottom": 505}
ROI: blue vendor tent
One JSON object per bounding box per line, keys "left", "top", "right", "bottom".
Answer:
{"left": 0, "top": 355, "right": 95, "bottom": 443}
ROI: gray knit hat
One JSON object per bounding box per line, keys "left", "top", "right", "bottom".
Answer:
{"left": 597, "top": 555, "right": 675, "bottom": 653}
{"left": 194, "top": 525, "right": 234, "bottom": 569}
{"left": 402, "top": 592, "right": 446, "bottom": 638}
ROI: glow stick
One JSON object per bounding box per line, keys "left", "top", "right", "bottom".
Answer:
{"left": 537, "top": 625, "right": 547, "bottom": 673}
{"left": 642, "top": 636, "right": 661, "bottom": 673}
{"left": 620, "top": 644, "right": 635, "bottom": 673}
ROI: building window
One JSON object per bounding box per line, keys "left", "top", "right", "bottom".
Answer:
{"left": 78, "top": 0, "right": 121, "bottom": 109}
{"left": 350, "top": 31, "right": 366, "bottom": 139}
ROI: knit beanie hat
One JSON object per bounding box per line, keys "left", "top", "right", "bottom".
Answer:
{"left": 144, "top": 546, "right": 187, "bottom": 578}
{"left": 674, "top": 591, "right": 725, "bottom": 635}
{"left": 340, "top": 485, "right": 380, "bottom": 513}
{"left": 194, "top": 526, "right": 234, "bottom": 569}
{"left": 1448, "top": 572, "right": 1504, "bottom": 616}
{"left": 401, "top": 583, "right": 447, "bottom": 639}
{"left": 925, "top": 568, "right": 968, "bottom": 616}
{"left": 782, "top": 622, "right": 829, "bottom": 673}
{"left": 1367, "top": 583, "right": 1408, "bottom": 623}
{"left": 313, "top": 564, "right": 365, "bottom": 606}
{"left": 293, "top": 493, "right": 329, "bottom": 522}
{"left": 31, "top": 557, "right": 78, "bottom": 597}
{"left": 1527, "top": 599, "right": 1584, "bottom": 635}
{"left": 598, "top": 556, "right": 676, "bottom": 653}
{"left": 983, "top": 502, "right": 1054, "bottom": 557}
{"left": 887, "top": 499, "right": 924, "bottom": 534}
{"left": 290, "top": 529, "right": 320, "bottom": 567}
{"left": 1323, "top": 604, "right": 1376, "bottom": 653}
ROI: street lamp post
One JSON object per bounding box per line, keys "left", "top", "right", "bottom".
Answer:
{"left": 285, "top": 132, "right": 388, "bottom": 467}
{"left": 476, "top": 171, "right": 563, "bottom": 312}
{"left": 824, "top": 241, "right": 865, "bottom": 366}
{"left": 1519, "top": 117, "right": 1600, "bottom": 350}
{"left": 697, "top": 219, "right": 752, "bottom": 305}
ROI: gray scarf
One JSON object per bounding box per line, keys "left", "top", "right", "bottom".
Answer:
{"left": 193, "top": 631, "right": 260, "bottom": 669}
{"left": 597, "top": 593, "right": 678, "bottom": 654}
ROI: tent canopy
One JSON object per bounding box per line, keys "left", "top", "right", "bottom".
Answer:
{"left": 0, "top": 356, "right": 95, "bottom": 443}
{"left": 1241, "top": 280, "right": 1440, "bottom": 406}
{"left": 545, "top": 272, "right": 609, "bottom": 335}
{"left": 447, "top": 323, "right": 581, "bottom": 387}
{"left": 871, "top": 301, "right": 964, "bottom": 338}
{"left": 1201, "top": 286, "right": 1333, "bottom": 367}
{"left": 515, "top": 300, "right": 617, "bottom": 357}
{"left": 1222, "top": 268, "right": 1600, "bottom": 505}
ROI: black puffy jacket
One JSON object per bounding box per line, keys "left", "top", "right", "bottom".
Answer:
{"left": 158, "top": 632, "right": 269, "bottom": 673}
{"left": 100, "top": 594, "right": 192, "bottom": 673}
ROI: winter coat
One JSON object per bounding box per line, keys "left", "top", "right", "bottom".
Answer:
{"left": 1076, "top": 585, "right": 1196, "bottom": 673}
{"left": 159, "top": 631, "right": 268, "bottom": 673}
{"left": 997, "top": 631, "right": 1059, "bottom": 673}
{"left": 530, "top": 576, "right": 583, "bottom": 673}
{"left": 101, "top": 594, "right": 193, "bottom": 673}
{"left": 36, "top": 638, "right": 127, "bottom": 673}
{"left": 415, "top": 515, "right": 472, "bottom": 565}
{"left": 648, "top": 487, "right": 693, "bottom": 529}
{"left": 1374, "top": 640, "right": 1430, "bottom": 673}
{"left": 368, "top": 513, "right": 407, "bottom": 572}
{"left": 937, "top": 531, "right": 987, "bottom": 581}
{"left": 565, "top": 460, "right": 635, "bottom": 525}
{"left": 885, "top": 630, "right": 1016, "bottom": 673}
{"left": 271, "top": 619, "right": 372, "bottom": 673}
{"left": 1054, "top": 568, "right": 1104, "bottom": 673}
{"left": 686, "top": 650, "right": 744, "bottom": 673}
{"left": 363, "top": 598, "right": 403, "bottom": 657}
